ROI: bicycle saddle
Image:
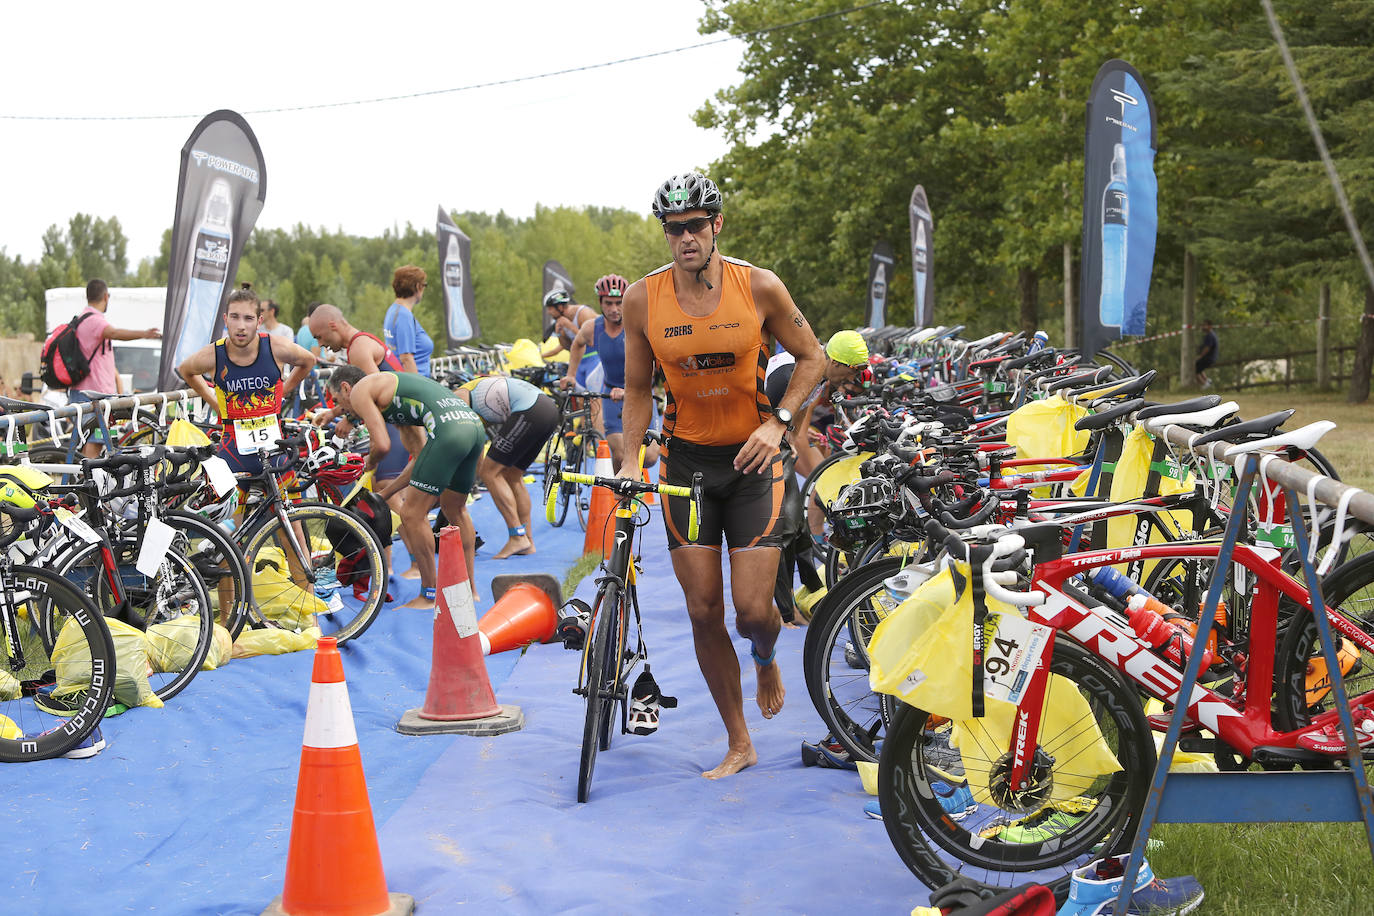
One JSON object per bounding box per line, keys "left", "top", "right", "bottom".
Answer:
{"left": 0, "top": 396, "right": 52, "bottom": 415}
{"left": 1044, "top": 366, "right": 1113, "bottom": 393}
{"left": 1078, "top": 369, "right": 1157, "bottom": 405}
{"left": 1141, "top": 401, "right": 1239, "bottom": 436}
{"left": 1134, "top": 395, "right": 1221, "bottom": 421}
{"left": 1223, "top": 420, "right": 1337, "bottom": 458}
{"left": 1074, "top": 397, "right": 1146, "bottom": 432}
{"left": 1190, "top": 409, "right": 1296, "bottom": 447}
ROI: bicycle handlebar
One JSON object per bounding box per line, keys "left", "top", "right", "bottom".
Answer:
{"left": 546, "top": 469, "right": 703, "bottom": 542}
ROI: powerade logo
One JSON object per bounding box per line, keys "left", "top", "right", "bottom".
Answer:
{"left": 1105, "top": 88, "right": 1139, "bottom": 133}
{"left": 191, "top": 149, "right": 260, "bottom": 184}
{"left": 196, "top": 238, "right": 229, "bottom": 265}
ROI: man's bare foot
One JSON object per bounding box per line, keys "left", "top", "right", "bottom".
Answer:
{"left": 702, "top": 743, "right": 757, "bottom": 779}
{"left": 401, "top": 595, "right": 435, "bottom": 610}
{"left": 401, "top": 566, "right": 423, "bottom": 581}
{"left": 782, "top": 619, "right": 801, "bottom": 630}
{"left": 492, "top": 535, "right": 535, "bottom": 559}
{"left": 755, "top": 658, "right": 786, "bottom": 719}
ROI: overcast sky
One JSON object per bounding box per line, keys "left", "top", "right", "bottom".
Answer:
{"left": 0, "top": 1, "right": 746, "bottom": 264}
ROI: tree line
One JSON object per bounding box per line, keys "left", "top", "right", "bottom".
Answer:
{"left": 1, "top": 1, "right": 1370, "bottom": 395}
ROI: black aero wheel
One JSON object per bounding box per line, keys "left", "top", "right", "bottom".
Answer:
{"left": 878, "top": 637, "right": 1154, "bottom": 904}
{"left": 578, "top": 582, "right": 620, "bottom": 803}
{"left": 2, "top": 566, "right": 115, "bottom": 761}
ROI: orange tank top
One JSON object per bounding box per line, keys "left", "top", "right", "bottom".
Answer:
{"left": 645, "top": 257, "right": 769, "bottom": 446}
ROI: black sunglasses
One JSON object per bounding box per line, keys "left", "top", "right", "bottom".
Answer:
{"left": 664, "top": 216, "right": 713, "bottom": 236}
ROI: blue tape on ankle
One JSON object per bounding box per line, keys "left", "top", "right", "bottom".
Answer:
{"left": 509, "top": 526, "right": 526, "bottom": 537}
{"left": 750, "top": 643, "right": 777, "bottom": 667}
{"left": 422, "top": 586, "right": 436, "bottom": 600}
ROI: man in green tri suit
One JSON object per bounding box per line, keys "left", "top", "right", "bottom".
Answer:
{"left": 327, "top": 365, "right": 486, "bottom": 610}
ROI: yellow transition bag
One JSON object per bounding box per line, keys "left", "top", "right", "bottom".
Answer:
{"left": 1005, "top": 395, "right": 1090, "bottom": 463}
{"left": 232, "top": 625, "right": 320, "bottom": 658}
{"left": 54, "top": 616, "right": 163, "bottom": 710}
{"left": 813, "top": 453, "right": 874, "bottom": 508}
{"left": 252, "top": 547, "right": 328, "bottom": 631}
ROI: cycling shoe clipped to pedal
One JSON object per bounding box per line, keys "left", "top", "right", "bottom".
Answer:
{"left": 628, "top": 667, "right": 676, "bottom": 736}
{"left": 800, "top": 733, "right": 859, "bottom": 770}
{"left": 556, "top": 599, "right": 592, "bottom": 650}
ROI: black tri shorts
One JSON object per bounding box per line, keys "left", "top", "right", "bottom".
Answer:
{"left": 660, "top": 437, "right": 785, "bottom": 552}
{"left": 487, "top": 392, "right": 559, "bottom": 471}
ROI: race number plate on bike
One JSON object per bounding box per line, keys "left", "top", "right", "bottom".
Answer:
{"left": 54, "top": 507, "right": 100, "bottom": 544}
{"left": 233, "top": 415, "right": 280, "bottom": 454}
{"left": 981, "top": 611, "right": 1053, "bottom": 706}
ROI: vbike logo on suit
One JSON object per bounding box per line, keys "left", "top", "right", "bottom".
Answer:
{"left": 677, "top": 352, "right": 736, "bottom": 373}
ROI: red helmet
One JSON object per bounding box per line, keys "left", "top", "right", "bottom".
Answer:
{"left": 315, "top": 453, "right": 366, "bottom": 487}
{"left": 594, "top": 274, "right": 629, "bottom": 298}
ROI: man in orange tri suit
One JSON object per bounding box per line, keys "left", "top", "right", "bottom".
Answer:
{"left": 617, "top": 172, "right": 825, "bottom": 779}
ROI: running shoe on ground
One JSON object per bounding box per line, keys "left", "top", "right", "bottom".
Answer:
{"left": 1059, "top": 854, "right": 1204, "bottom": 916}
{"left": 981, "top": 797, "right": 1095, "bottom": 843}
{"left": 864, "top": 798, "right": 883, "bottom": 820}
{"left": 62, "top": 725, "right": 106, "bottom": 759}
{"left": 800, "top": 735, "right": 858, "bottom": 770}
{"left": 313, "top": 567, "right": 342, "bottom": 597}
{"left": 930, "top": 780, "right": 978, "bottom": 821}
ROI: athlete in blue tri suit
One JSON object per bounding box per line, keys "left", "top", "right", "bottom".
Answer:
{"left": 542, "top": 289, "right": 599, "bottom": 386}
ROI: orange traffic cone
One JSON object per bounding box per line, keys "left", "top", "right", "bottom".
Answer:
{"left": 395, "top": 527, "right": 524, "bottom": 737}
{"left": 479, "top": 575, "right": 560, "bottom": 655}
{"left": 264, "top": 637, "right": 414, "bottom": 916}
{"left": 582, "top": 440, "right": 616, "bottom": 557}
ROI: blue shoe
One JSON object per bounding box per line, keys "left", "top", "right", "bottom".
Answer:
{"left": 63, "top": 726, "right": 106, "bottom": 759}
{"left": 931, "top": 779, "right": 978, "bottom": 821}
{"left": 1057, "top": 855, "right": 1204, "bottom": 916}
{"left": 864, "top": 798, "right": 883, "bottom": 820}
{"left": 313, "top": 567, "right": 342, "bottom": 597}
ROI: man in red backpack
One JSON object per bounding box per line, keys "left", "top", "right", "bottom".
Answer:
{"left": 69, "top": 278, "right": 161, "bottom": 457}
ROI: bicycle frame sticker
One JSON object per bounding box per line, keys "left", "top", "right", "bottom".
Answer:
{"left": 54, "top": 507, "right": 100, "bottom": 544}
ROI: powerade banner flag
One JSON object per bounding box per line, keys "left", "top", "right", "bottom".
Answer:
{"left": 437, "top": 206, "right": 478, "bottom": 347}
{"left": 159, "top": 110, "right": 266, "bottom": 390}
{"left": 909, "top": 185, "right": 935, "bottom": 327}
{"left": 542, "top": 260, "right": 574, "bottom": 339}
{"left": 1079, "top": 60, "right": 1158, "bottom": 359}
{"left": 866, "top": 241, "right": 895, "bottom": 328}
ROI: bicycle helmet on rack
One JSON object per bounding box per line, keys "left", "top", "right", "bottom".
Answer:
{"left": 188, "top": 483, "right": 240, "bottom": 524}
{"left": 651, "top": 172, "right": 723, "bottom": 219}
{"left": 828, "top": 477, "right": 897, "bottom": 551}
{"left": 543, "top": 289, "right": 572, "bottom": 310}
{"left": 303, "top": 444, "right": 340, "bottom": 476}
{"left": 314, "top": 452, "right": 365, "bottom": 488}
{"left": 594, "top": 274, "right": 629, "bottom": 298}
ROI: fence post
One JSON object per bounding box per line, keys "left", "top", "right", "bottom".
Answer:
{"left": 1179, "top": 250, "right": 1196, "bottom": 389}
{"left": 1317, "top": 282, "right": 1331, "bottom": 389}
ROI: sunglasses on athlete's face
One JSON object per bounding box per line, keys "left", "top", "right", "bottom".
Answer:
{"left": 664, "top": 216, "right": 714, "bottom": 237}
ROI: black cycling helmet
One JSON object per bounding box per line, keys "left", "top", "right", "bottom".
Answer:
{"left": 651, "top": 172, "right": 723, "bottom": 220}
{"left": 543, "top": 289, "right": 571, "bottom": 310}
{"left": 828, "top": 477, "right": 896, "bottom": 551}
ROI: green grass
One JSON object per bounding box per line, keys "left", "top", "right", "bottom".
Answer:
{"left": 560, "top": 551, "right": 600, "bottom": 598}
{"left": 1224, "top": 389, "right": 1374, "bottom": 492}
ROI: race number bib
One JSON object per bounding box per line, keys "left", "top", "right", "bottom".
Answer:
{"left": 233, "top": 415, "right": 280, "bottom": 454}
{"left": 981, "top": 610, "right": 1053, "bottom": 706}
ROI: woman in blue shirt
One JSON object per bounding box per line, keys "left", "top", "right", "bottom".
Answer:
{"left": 383, "top": 264, "right": 435, "bottom": 378}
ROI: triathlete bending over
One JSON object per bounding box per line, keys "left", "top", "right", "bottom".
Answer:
{"left": 326, "top": 365, "right": 486, "bottom": 610}
{"left": 618, "top": 172, "right": 824, "bottom": 779}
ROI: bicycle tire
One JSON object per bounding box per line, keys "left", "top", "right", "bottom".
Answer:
{"left": 578, "top": 580, "right": 622, "bottom": 803}
{"left": 1275, "top": 550, "right": 1374, "bottom": 735}
{"left": 544, "top": 448, "right": 569, "bottom": 528}
{"left": 0, "top": 565, "right": 115, "bottom": 762}
{"left": 161, "top": 509, "right": 252, "bottom": 640}
{"left": 240, "top": 501, "right": 388, "bottom": 645}
{"left": 878, "top": 636, "right": 1154, "bottom": 903}
{"left": 575, "top": 430, "right": 604, "bottom": 532}
{"left": 803, "top": 556, "right": 908, "bottom": 763}
{"left": 54, "top": 537, "right": 214, "bottom": 702}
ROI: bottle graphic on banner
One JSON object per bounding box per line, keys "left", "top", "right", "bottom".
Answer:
{"left": 174, "top": 179, "right": 233, "bottom": 369}
{"left": 443, "top": 235, "right": 471, "bottom": 340}
{"left": 1098, "top": 143, "right": 1129, "bottom": 329}
{"left": 870, "top": 262, "right": 888, "bottom": 327}
{"left": 913, "top": 220, "right": 928, "bottom": 324}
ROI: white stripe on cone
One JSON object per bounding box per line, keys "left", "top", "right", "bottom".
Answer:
{"left": 302, "top": 681, "right": 358, "bottom": 749}
{"left": 440, "top": 580, "right": 478, "bottom": 639}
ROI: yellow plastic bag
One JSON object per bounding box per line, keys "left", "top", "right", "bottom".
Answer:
{"left": 54, "top": 616, "right": 162, "bottom": 710}
{"left": 252, "top": 547, "right": 327, "bottom": 631}
{"left": 0, "top": 668, "right": 18, "bottom": 701}
{"left": 166, "top": 418, "right": 213, "bottom": 447}
{"left": 0, "top": 612, "right": 47, "bottom": 700}
{"left": 203, "top": 624, "right": 233, "bottom": 670}
{"left": 813, "top": 453, "right": 874, "bottom": 508}
{"left": 505, "top": 338, "right": 546, "bottom": 370}
{"left": 1005, "top": 395, "right": 1090, "bottom": 463}
{"left": 145, "top": 616, "right": 206, "bottom": 674}
{"left": 1144, "top": 699, "right": 1219, "bottom": 773}
{"left": 232, "top": 625, "right": 320, "bottom": 658}
{"left": 954, "top": 680, "right": 1123, "bottom": 806}
{"left": 0, "top": 714, "right": 20, "bottom": 739}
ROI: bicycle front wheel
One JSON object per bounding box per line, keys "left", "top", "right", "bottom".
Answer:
{"left": 241, "top": 501, "right": 388, "bottom": 644}
{"left": 578, "top": 580, "right": 625, "bottom": 803}
{"left": 162, "top": 509, "right": 252, "bottom": 640}
{"left": 878, "top": 637, "right": 1154, "bottom": 903}
{"left": 0, "top": 565, "right": 115, "bottom": 761}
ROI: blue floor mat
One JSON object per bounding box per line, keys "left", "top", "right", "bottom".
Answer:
{"left": 2, "top": 484, "right": 932, "bottom": 914}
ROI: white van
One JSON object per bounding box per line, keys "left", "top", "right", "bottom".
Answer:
{"left": 44, "top": 287, "right": 166, "bottom": 394}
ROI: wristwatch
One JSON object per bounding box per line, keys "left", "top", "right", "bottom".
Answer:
{"left": 773, "top": 407, "right": 795, "bottom": 432}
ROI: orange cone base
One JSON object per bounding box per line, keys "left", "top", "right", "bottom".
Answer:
{"left": 262, "top": 892, "right": 415, "bottom": 916}
{"left": 396, "top": 703, "right": 525, "bottom": 736}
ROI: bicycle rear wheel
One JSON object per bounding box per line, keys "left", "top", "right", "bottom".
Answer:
{"left": 544, "top": 446, "right": 569, "bottom": 528}
{"left": 56, "top": 538, "right": 215, "bottom": 702}
{"left": 241, "top": 501, "right": 388, "bottom": 644}
{"left": 575, "top": 430, "right": 604, "bottom": 532}
{"left": 0, "top": 565, "right": 114, "bottom": 761}
{"left": 878, "top": 636, "right": 1154, "bottom": 903}
{"left": 162, "top": 509, "right": 252, "bottom": 640}
{"left": 578, "top": 581, "right": 624, "bottom": 802}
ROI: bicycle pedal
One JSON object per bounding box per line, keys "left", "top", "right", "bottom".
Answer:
{"left": 556, "top": 598, "right": 591, "bottom": 650}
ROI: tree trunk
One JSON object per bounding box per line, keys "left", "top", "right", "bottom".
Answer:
{"left": 1316, "top": 283, "right": 1331, "bottom": 390}
{"left": 1349, "top": 285, "right": 1374, "bottom": 403}
{"left": 1018, "top": 267, "right": 1038, "bottom": 336}
{"left": 1179, "top": 250, "right": 1196, "bottom": 390}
